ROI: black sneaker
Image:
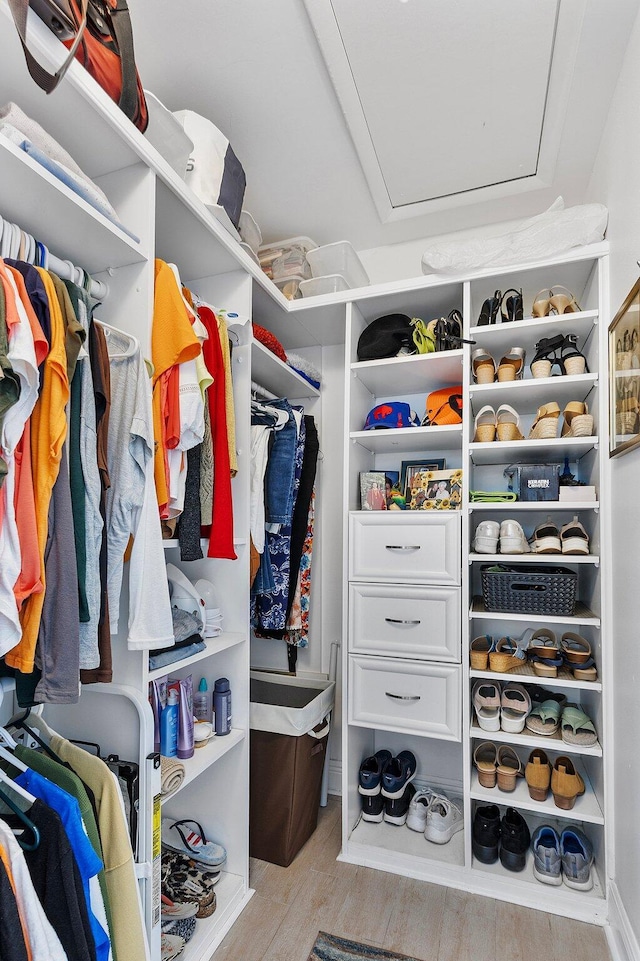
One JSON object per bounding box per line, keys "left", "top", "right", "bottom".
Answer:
{"left": 472, "top": 803, "right": 501, "bottom": 864}
{"left": 500, "top": 807, "right": 531, "bottom": 872}
{"left": 360, "top": 793, "right": 384, "bottom": 823}
{"left": 384, "top": 782, "right": 416, "bottom": 826}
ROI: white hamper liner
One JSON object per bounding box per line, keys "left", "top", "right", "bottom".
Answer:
{"left": 249, "top": 671, "right": 335, "bottom": 737}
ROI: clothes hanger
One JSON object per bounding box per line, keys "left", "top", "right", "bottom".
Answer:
{"left": 0, "top": 772, "right": 40, "bottom": 851}
{"left": 9, "top": 710, "right": 60, "bottom": 762}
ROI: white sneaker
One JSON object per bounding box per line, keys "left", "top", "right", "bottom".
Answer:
{"left": 473, "top": 520, "right": 499, "bottom": 554}
{"left": 499, "top": 519, "right": 530, "bottom": 555}
{"left": 424, "top": 795, "right": 464, "bottom": 845}
{"left": 405, "top": 789, "right": 436, "bottom": 832}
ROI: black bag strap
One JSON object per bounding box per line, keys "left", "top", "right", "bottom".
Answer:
{"left": 107, "top": 0, "right": 139, "bottom": 120}
{"left": 8, "top": 0, "right": 88, "bottom": 93}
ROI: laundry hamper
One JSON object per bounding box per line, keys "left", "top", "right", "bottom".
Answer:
{"left": 250, "top": 671, "right": 335, "bottom": 867}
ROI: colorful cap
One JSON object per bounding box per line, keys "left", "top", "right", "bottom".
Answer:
{"left": 363, "top": 403, "right": 421, "bottom": 430}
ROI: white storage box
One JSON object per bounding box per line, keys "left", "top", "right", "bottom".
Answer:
{"left": 250, "top": 671, "right": 335, "bottom": 737}
{"left": 307, "top": 241, "right": 369, "bottom": 288}
{"left": 299, "top": 274, "right": 350, "bottom": 297}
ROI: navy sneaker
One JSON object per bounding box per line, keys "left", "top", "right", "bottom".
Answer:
{"left": 360, "top": 793, "right": 384, "bottom": 822}
{"left": 384, "top": 783, "right": 416, "bottom": 826}
{"left": 358, "top": 750, "right": 392, "bottom": 796}
{"left": 381, "top": 751, "right": 417, "bottom": 799}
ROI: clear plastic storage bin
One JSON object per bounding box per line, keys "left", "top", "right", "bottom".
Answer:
{"left": 307, "top": 241, "right": 370, "bottom": 288}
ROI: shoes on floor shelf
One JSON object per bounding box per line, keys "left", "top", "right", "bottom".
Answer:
{"left": 532, "top": 825, "right": 594, "bottom": 890}
{"left": 472, "top": 804, "right": 530, "bottom": 872}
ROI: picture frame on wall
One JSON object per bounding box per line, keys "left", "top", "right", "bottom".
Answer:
{"left": 609, "top": 277, "right": 640, "bottom": 457}
{"left": 400, "top": 459, "right": 446, "bottom": 500}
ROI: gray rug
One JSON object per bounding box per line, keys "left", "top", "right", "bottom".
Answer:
{"left": 308, "top": 932, "right": 423, "bottom": 961}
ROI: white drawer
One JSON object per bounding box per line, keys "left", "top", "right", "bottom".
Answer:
{"left": 349, "top": 584, "right": 461, "bottom": 662}
{"left": 348, "top": 655, "right": 461, "bottom": 740}
{"left": 349, "top": 512, "right": 460, "bottom": 585}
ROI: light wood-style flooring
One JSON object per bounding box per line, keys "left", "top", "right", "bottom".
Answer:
{"left": 211, "top": 797, "right": 611, "bottom": 961}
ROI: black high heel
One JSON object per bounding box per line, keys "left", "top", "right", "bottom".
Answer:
{"left": 501, "top": 289, "right": 523, "bottom": 323}
{"left": 477, "top": 290, "right": 502, "bottom": 326}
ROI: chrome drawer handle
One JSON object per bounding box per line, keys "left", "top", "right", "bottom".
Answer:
{"left": 385, "top": 544, "right": 421, "bottom": 551}
{"left": 385, "top": 618, "right": 421, "bottom": 625}
{"left": 385, "top": 692, "right": 421, "bottom": 701}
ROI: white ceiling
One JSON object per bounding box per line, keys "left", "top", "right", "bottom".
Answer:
{"left": 131, "top": 0, "right": 639, "bottom": 254}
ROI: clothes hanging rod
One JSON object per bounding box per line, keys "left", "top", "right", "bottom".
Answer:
{"left": 0, "top": 211, "right": 108, "bottom": 300}
{"left": 251, "top": 379, "right": 278, "bottom": 401}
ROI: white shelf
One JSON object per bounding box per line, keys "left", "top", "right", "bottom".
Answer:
{"left": 470, "top": 766, "right": 604, "bottom": 825}
{"left": 350, "top": 424, "right": 463, "bottom": 454}
{"left": 161, "top": 729, "right": 245, "bottom": 801}
{"left": 469, "top": 436, "right": 598, "bottom": 466}
{"left": 148, "top": 633, "right": 245, "bottom": 681}
{"left": 349, "top": 815, "right": 464, "bottom": 867}
{"left": 471, "top": 852, "right": 606, "bottom": 904}
{"left": 470, "top": 373, "right": 598, "bottom": 411}
{"left": 469, "top": 310, "right": 599, "bottom": 355}
{"left": 251, "top": 339, "right": 320, "bottom": 398}
{"left": 351, "top": 350, "right": 464, "bottom": 396}
{"left": 0, "top": 135, "right": 146, "bottom": 272}
{"left": 470, "top": 597, "right": 600, "bottom": 626}
{"left": 469, "top": 501, "right": 599, "bottom": 512}
{"left": 471, "top": 719, "right": 602, "bottom": 757}
{"left": 163, "top": 538, "right": 247, "bottom": 550}
{"left": 469, "top": 553, "right": 599, "bottom": 565}
{"left": 180, "top": 872, "right": 250, "bottom": 961}
{"left": 470, "top": 666, "right": 601, "bottom": 692}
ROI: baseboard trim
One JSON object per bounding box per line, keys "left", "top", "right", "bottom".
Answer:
{"left": 327, "top": 759, "right": 342, "bottom": 797}
{"left": 607, "top": 882, "right": 640, "bottom": 961}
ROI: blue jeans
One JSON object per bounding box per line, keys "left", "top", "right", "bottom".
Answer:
{"left": 263, "top": 399, "right": 297, "bottom": 526}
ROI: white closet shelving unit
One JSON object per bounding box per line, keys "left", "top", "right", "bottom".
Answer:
{"left": 340, "top": 245, "right": 611, "bottom": 926}
{"left": 0, "top": 1, "right": 616, "bottom": 948}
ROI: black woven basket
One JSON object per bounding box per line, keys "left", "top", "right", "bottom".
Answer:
{"left": 481, "top": 565, "right": 578, "bottom": 615}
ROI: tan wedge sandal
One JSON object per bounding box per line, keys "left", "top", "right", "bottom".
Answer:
{"left": 562, "top": 401, "right": 594, "bottom": 437}
{"left": 497, "top": 347, "right": 526, "bottom": 382}
{"left": 472, "top": 348, "right": 497, "bottom": 384}
{"left": 528, "top": 403, "right": 560, "bottom": 440}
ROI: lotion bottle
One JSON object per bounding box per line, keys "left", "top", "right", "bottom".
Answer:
{"left": 160, "top": 690, "right": 179, "bottom": 757}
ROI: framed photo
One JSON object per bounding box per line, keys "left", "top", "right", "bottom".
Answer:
{"left": 405, "top": 468, "right": 463, "bottom": 511}
{"left": 609, "top": 277, "right": 640, "bottom": 457}
{"left": 400, "top": 459, "right": 446, "bottom": 500}
{"left": 360, "top": 471, "right": 387, "bottom": 510}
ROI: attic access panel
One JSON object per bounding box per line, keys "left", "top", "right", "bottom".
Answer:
{"left": 305, "top": 0, "right": 579, "bottom": 222}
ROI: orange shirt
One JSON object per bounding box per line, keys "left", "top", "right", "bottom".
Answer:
{"left": 152, "top": 260, "right": 200, "bottom": 514}
{"left": 8, "top": 267, "right": 48, "bottom": 608}
{"left": 6, "top": 268, "right": 69, "bottom": 672}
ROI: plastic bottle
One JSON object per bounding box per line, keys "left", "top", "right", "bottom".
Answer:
{"left": 194, "top": 677, "right": 212, "bottom": 722}
{"left": 213, "top": 678, "right": 231, "bottom": 736}
{"left": 160, "top": 690, "right": 179, "bottom": 757}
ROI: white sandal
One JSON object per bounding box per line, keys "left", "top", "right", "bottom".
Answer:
{"left": 496, "top": 405, "right": 524, "bottom": 441}
{"left": 473, "top": 405, "right": 497, "bottom": 442}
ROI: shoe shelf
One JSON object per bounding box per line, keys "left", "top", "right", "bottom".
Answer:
{"left": 470, "top": 597, "right": 600, "bottom": 626}
{"left": 471, "top": 853, "right": 606, "bottom": 914}
{"left": 180, "top": 871, "right": 250, "bottom": 961}
{"left": 469, "top": 767, "right": 604, "bottom": 825}
{"left": 161, "top": 729, "right": 246, "bottom": 802}
{"left": 468, "top": 553, "right": 600, "bottom": 565}
{"left": 468, "top": 502, "right": 599, "bottom": 512}
{"left": 350, "top": 424, "right": 463, "bottom": 454}
{"left": 470, "top": 720, "right": 603, "bottom": 757}
{"left": 469, "top": 436, "right": 598, "bottom": 466}
{"left": 470, "top": 667, "right": 602, "bottom": 693}
{"left": 469, "top": 310, "right": 599, "bottom": 355}
{"left": 351, "top": 349, "right": 464, "bottom": 396}
{"left": 469, "top": 373, "right": 598, "bottom": 410}
{"left": 347, "top": 816, "right": 465, "bottom": 869}
{"left": 147, "top": 633, "right": 246, "bottom": 682}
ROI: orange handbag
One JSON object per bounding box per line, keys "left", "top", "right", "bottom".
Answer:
{"left": 8, "top": 0, "right": 148, "bottom": 132}
{"left": 423, "top": 386, "right": 463, "bottom": 426}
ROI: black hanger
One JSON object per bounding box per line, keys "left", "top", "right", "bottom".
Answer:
{"left": 11, "top": 710, "right": 59, "bottom": 762}
{"left": 0, "top": 784, "right": 40, "bottom": 851}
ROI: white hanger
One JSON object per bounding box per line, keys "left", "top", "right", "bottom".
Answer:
{"left": 95, "top": 319, "right": 137, "bottom": 358}
{"left": 0, "top": 767, "right": 35, "bottom": 806}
